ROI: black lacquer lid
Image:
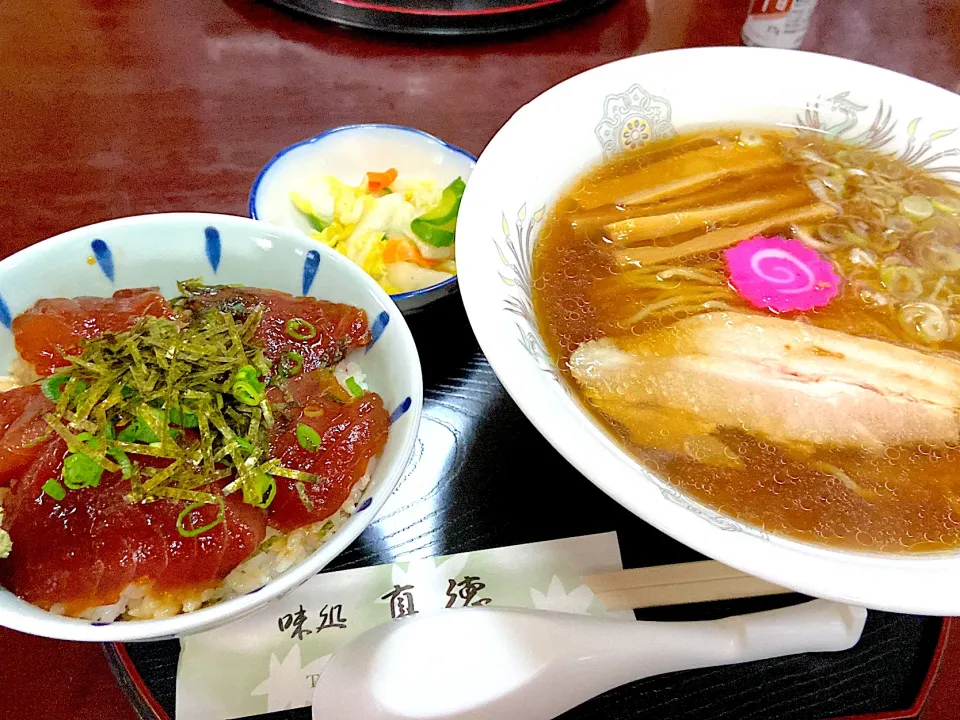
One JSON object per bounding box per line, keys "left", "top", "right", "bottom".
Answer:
{"left": 264, "top": 0, "right": 616, "bottom": 35}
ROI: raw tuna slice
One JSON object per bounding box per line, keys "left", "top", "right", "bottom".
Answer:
{"left": 0, "top": 442, "right": 267, "bottom": 616}
{"left": 0, "top": 385, "right": 54, "bottom": 485}
{"left": 181, "top": 286, "right": 370, "bottom": 373}
{"left": 12, "top": 288, "right": 173, "bottom": 376}
{"left": 267, "top": 370, "right": 389, "bottom": 532}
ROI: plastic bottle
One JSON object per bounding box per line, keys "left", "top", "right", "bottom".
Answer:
{"left": 741, "top": 0, "right": 820, "bottom": 49}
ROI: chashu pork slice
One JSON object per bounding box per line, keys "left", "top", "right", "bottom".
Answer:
{"left": 569, "top": 311, "right": 960, "bottom": 451}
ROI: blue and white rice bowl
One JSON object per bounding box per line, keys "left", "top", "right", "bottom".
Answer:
{"left": 0, "top": 212, "right": 423, "bottom": 641}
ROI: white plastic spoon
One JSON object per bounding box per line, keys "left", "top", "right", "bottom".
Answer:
{"left": 312, "top": 599, "right": 867, "bottom": 720}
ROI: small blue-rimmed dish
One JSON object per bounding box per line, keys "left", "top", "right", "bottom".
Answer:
{"left": 0, "top": 213, "right": 422, "bottom": 642}
{"left": 248, "top": 124, "right": 476, "bottom": 314}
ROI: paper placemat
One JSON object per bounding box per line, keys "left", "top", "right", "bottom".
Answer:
{"left": 176, "top": 531, "right": 628, "bottom": 719}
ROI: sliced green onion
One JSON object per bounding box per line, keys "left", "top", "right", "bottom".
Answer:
{"left": 817, "top": 223, "right": 849, "bottom": 247}
{"left": 344, "top": 377, "right": 364, "bottom": 398}
{"left": 235, "top": 365, "right": 260, "bottom": 384}
{"left": 286, "top": 318, "right": 317, "bottom": 341}
{"left": 74, "top": 432, "right": 100, "bottom": 448}
{"left": 932, "top": 196, "right": 960, "bottom": 215}
{"left": 899, "top": 302, "right": 954, "bottom": 344}
{"left": 231, "top": 365, "right": 265, "bottom": 406}
{"left": 168, "top": 407, "right": 199, "bottom": 428}
{"left": 296, "top": 423, "right": 322, "bottom": 452}
{"left": 108, "top": 449, "right": 134, "bottom": 479}
{"left": 900, "top": 195, "right": 934, "bottom": 220}
{"left": 880, "top": 266, "right": 923, "bottom": 299}
{"left": 117, "top": 418, "right": 160, "bottom": 444}
{"left": 176, "top": 500, "right": 225, "bottom": 537}
{"left": 232, "top": 382, "right": 260, "bottom": 406}
{"left": 41, "top": 375, "right": 70, "bottom": 402}
{"left": 279, "top": 351, "right": 304, "bottom": 377}
{"left": 252, "top": 473, "right": 277, "bottom": 508}
{"left": 62, "top": 452, "right": 104, "bottom": 490}
{"left": 42, "top": 478, "right": 66, "bottom": 501}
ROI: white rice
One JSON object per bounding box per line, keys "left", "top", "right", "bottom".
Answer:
{"left": 8, "top": 356, "right": 39, "bottom": 387}
{"left": 5, "top": 356, "right": 380, "bottom": 621}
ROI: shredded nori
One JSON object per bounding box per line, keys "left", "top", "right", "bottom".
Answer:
{"left": 43, "top": 281, "right": 321, "bottom": 512}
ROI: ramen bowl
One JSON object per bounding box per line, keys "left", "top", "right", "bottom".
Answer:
{"left": 457, "top": 47, "right": 960, "bottom": 615}
{"left": 0, "top": 213, "right": 423, "bottom": 641}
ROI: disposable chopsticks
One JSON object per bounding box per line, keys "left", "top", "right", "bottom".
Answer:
{"left": 583, "top": 560, "right": 791, "bottom": 611}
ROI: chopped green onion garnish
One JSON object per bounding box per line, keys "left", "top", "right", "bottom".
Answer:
{"left": 41, "top": 376, "right": 89, "bottom": 403}
{"left": 345, "top": 377, "right": 364, "bottom": 398}
{"left": 279, "top": 351, "right": 304, "bottom": 377}
{"left": 296, "top": 423, "right": 322, "bottom": 452}
{"left": 252, "top": 473, "right": 277, "bottom": 508}
{"left": 232, "top": 382, "right": 260, "bottom": 406}
{"left": 286, "top": 318, "right": 317, "bottom": 341}
{"left": 62, "top": 452, "right": 104, "bottom": 490}
{"left": 168, "top": 407, "right": 199, "bottom": 428}
{"left": 900, "top": 195, "right": 934, "bottom": 220}
{"left": 42, "top": 479, "right": 66, "bottom": 501}
{"left": 108, "top": 449, "right": 134, "bottom": 479}
{"left": 231, "top": 365, "right": 265, "bottom": 406}
{"left": 117, "top": 418, "right": 160, "bottom": 444}
{"left": 176, "top": 500, "right": 225, "bottom": 537}
{"left": 41, "top": 375, "right": 70, "bottom": 401}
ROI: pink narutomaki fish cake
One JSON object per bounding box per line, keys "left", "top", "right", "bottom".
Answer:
{"left": 724, "top": 236, "right": 841, "bottom": 314}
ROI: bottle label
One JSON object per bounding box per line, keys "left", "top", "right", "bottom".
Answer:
{"left": 748, "top": 0, "right": 794, "bottom": 18}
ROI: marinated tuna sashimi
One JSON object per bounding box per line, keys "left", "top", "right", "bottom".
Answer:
{"left": 0, "top": 281, "right": 391, "bottom": 620}
{"left": 0, "top": 385, "right": 53, "bottom": 484}
{"left": 268, "top": 371, "right": 390, "bottom": 532}
{"left": 176, "top": 284, "right": 371, "bottom": 373}
{"left": 12, "top": 288, "right": 173, "bottom": 376}
{"left": 0, "top": 442, "right": 267, "bottom": 615}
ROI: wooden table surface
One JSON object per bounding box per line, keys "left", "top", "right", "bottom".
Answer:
{"left": 1, "top": 0, "right": 959, "bottom": 717}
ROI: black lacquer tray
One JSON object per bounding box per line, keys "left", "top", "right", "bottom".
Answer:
{"left": 106, "top": 295, "right": 949, "bottom": 720}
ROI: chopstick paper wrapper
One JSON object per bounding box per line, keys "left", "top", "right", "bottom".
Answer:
{"left": 176, "top": 532, "right": 630, "bottom": 720}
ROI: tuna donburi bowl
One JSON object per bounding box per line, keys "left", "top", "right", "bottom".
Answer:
{"left": 457, "top": 48, "right": 960, "bottom": 614}
{"left": 0, "top": 213, "right": 422, "bottom": 641}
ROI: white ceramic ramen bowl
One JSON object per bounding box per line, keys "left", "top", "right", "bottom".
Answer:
{"left": 457, "top": 47, "right": 960, "bottom": 615}
{"left": 0, "top": 213, "right": 423, "bottom": 641}
{"left": 249, "top": 124, "right": 477, "bottom": 314}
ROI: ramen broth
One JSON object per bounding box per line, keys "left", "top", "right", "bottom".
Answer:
{"left": 533, "top": 127, "right": 960, "bottom": 552}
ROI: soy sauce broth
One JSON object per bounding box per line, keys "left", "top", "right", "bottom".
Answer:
{"left": 533, "top": 127, "right": 960, "bottom": 551}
